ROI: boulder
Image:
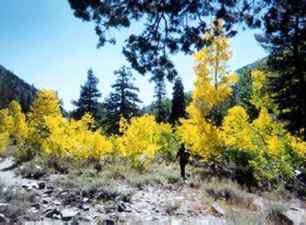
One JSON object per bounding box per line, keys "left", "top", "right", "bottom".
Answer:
{"left": 61, "top": 207, "right": 79, "bottom": 221}
{"left": 80, "top": 203, "right": 90, "bottom": 211}
{"left": 0, "top": 203, "right": 10, "bottom": 211}
{"left": 42, "top": 197, "right": 51, "bottom": 204}
{"left": 283, "top": 207, "right": 306, "bottom": 225}
{"left": 211, "top": 203, "right": 225, "bottom": 217}
{"left": 0, "top": 213, "right": 9, "bottom": 224}
{"left": 44, "top": 208, "right": 61, "bottom": 219}
{"left": 170, "top": 216, "right": 226, "bottom": 225}
{"left": 24, "top": 220, "right": 63, "bottom": 225}
{"left": 103, "top": 218, "right": 115, "bottom": 225}
{"left": 117, "top": 202, "right": 131, "bottom": 212}
{"left": 251, "top": 197, "right": 265, "bottom": 212}
{"left": 31, "top": 202, "right": 40, "bottom": 209}
{"left": 197, "top": 215, "right": 226, "bottom": 225}
{"left": 38, "top": 182, "right": 46, "bottom": 190}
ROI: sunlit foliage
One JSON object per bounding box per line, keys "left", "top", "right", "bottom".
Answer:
{"left": 27, "top": 89, "right": 62, "bottom": 149}
{"left": 0, "top": 133, "right": 9, "bottom": 155}
{"left": 177, "top": 20, "right": 237, "bottom": 160}
{"left": 116, "top": 115, "right": 172, "bottom": 170}
{"left": 0, "top": 101, "right": 28, "bottom": 154}
{"left": 41, "top": 113, "right": 112, "bottom": 161}
{"left": 8, "top": 101, "right": 28, "bottom": 144}
{"left": 177, "top": 21, "right": 306, "bottom": 186}
{"left": 221, "top": 70, "right": 306, "bottom": 185}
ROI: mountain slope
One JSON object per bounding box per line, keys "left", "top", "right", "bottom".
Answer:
{"left": 236, "top": 57, "right": 267, "bottom": 75}
{"left": 0, "top": 65, "right": 36, "bottom": 112}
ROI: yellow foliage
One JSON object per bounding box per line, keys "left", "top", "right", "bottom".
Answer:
{"left": 221, "top": 106, "right": 255, "bottom": 151}
{"left": 116, "top": 115, "right": 172, "bottom": 169}
{"left": 250, "top": 70, "right": 278, "bottom": 114}
{"left": 28, "top": 89, "right": 62, "bottom": 148}
{"left": 177, "top": 20, "right": 236, "bottom": 160}
{"left": 8, "top": 101, "right": 28, "bottom": 144}
{"left": 0, "top": 132, "right": 9, "bottom": 155}
{"left": 192, "top": 21, "right": 237, "bottom": 113}
{"left": 0, "top": 109, "right": 13, "bottom": 133}
{"left": 289, "top": 135, "right": 306, "bottom": 159}
{"left": 41, "top": 113, "right": 112, "bottom": 161}
{"left": 267, "top": 135, "right": 283, "bottom": 158}
{"left": 24, "top": 90, "right": 112, "bottom": 161}
{"left": 30, "top": 89, "right": 61, "bottom": 123}
{"left": 0, "top": 109, "right": 13, "bottom": 155}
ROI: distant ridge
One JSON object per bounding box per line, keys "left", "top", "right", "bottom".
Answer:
{"left": 0, "top": 65, "right": 36, "bottom": 112}
{"left": 236, "top": 57, "right": 268, "bottom": 74}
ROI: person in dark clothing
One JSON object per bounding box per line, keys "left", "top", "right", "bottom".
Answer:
{"left": 176, "top": 144, "right": 190, "bottom": 180}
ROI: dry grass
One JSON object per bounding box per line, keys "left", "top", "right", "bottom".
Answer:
{"left": 225, "top": 209, "right": 265, "bottom": 225}
{"left": 202, "top": 178, "right": 255, "bottom": 209}
{"left": 0, "top": 182, "right": 32, "bottom": 224}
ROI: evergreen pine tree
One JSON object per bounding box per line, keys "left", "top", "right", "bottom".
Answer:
{"left": 256, "top": 0, "right": 306, "bottom": 138}
{"left": 104, "top": 66, "right": 142, "bottom": 133}
{"left": 72, "top": 69, "right": 101, "bottom": 119}
{"left": 170, "top": 77, "right": 186, "bottom": 123}
{"left": 153, "top": 76, "right": 167, "bottom": 122}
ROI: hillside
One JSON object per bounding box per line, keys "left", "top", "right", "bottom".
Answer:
{"left": 0, "top": 65, "right": 36, "bottom": 112}
{"left": 236, "top": 57, "right": 267, "bottom": 74}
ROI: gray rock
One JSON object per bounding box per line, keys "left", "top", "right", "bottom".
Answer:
{"left": 44, "top": 208, "right": 61, "bottom": 219}
{"left": 170, "top": 216, "right": 226, "bottom": 225}
{"left": 80, "top": 203, "right": 90, "bottom": 211}
{"left": 0, "top": 203, "right": 10, "bottom": 211}
{"left": 31, "top": 202, "right": 40, "bottom": 209}
{"left": 197, "top": 215, "right": 226, "bottom": 225}
{"left": 42, "top": 197, "right": 51, "bottom": 204}
{"left": 283, "top": 207, "right": 306, "bottom": 225}
{"left": 79, "top": 216, "right": 92, "bottom": 222}
{"left": 43, "top": 190, "right": 53, "bottom": 196}
{"left": 0, "top": 213, "right": 9, "bottom": 224}
{"left": 118, "top": 202, "right": 131, "bottom": 212}
{"left": 252, "top": 197, "right": 265, "bottom": 212}
{"left": 61, "top": 207, "right": 79, "bottom": 221}
{"left": 21, "top": 181, "right": 32, "bottom": 190}
{"left": 53, "top": 200, "right": 61, "bottom": 206}
{"left": 38, "top": 182, "right": 46, "bottom": 190}
{"left": 82, "top": 197, "right": 89, "bottom": 203}
{"left": 24, "top": 220, "right": 64, "bottom": 225}
{"left": 211, "top": 203, "right": 225, "bottom": 217}
{"left": 103, "top": 218, "right": 115, "bottom": 225}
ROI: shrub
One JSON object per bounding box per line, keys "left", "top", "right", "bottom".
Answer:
{"left": 12, "top": 144, "right": 36, "bottom": 163}
{"left": 0, "top": 182, "right": 31, "bottom": 223}
{"left": 0, "top": 132, "right": 9, "bottom": 156}
{"left": 203, "top": 178, "right": 254, "bottom": 208}
{"left": 7, "top": 101, "right": 28, "bottom": 144}
{"left": 16, "top": 157, "right": 49, "bottom": 179}
{"left": 41, "top": 113, "right": 113, "bottom": 161}
{"left": 220, "top": 71, "right": 306, "bottom": 187}
{"left": 115, "top": 115, "right": 173, "bottom": 170}
{"left": 176, "top": 20, "right": 237, "bottom": 160}
{"left": 177, "top": 21, "right": 306, "bottom": 187}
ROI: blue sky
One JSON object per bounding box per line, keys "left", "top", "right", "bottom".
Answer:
{"left": 0, "top": 0, "right": 267, "bottom": 110}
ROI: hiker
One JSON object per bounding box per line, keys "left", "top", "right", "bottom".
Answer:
{"left": 176, "top": 144, "right": 190, "bottom": 180}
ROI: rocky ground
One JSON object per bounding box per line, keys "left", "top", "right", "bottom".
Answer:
{"left": 0, "top": 157, "right": 305, "bottom": 225}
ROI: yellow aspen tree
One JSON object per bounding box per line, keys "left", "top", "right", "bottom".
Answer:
{"left": 0, "top": 109, "right": 13, "bottom": 133}
{"left": 41, "top": 113, "right": 112, "bottom": 161}
{"left": 0, "top": 109, "right": 13, "bottom": 154}
{"left": 221, "top": 70, "right": 306, "bottom": 184}
{"left": 177, "top": 19, "right": 237, "bottom": 160}
{"left": 30, "top": 89, "right": 62, "bottom": 122}
{"left": 28, "top": 89, "right": 62, "bottom": 150}
{"left": 116, "top": 115, "right": 172, "bottom": 170}
{"left": 8, "top": 100, "right": 28, "bottom": 144}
